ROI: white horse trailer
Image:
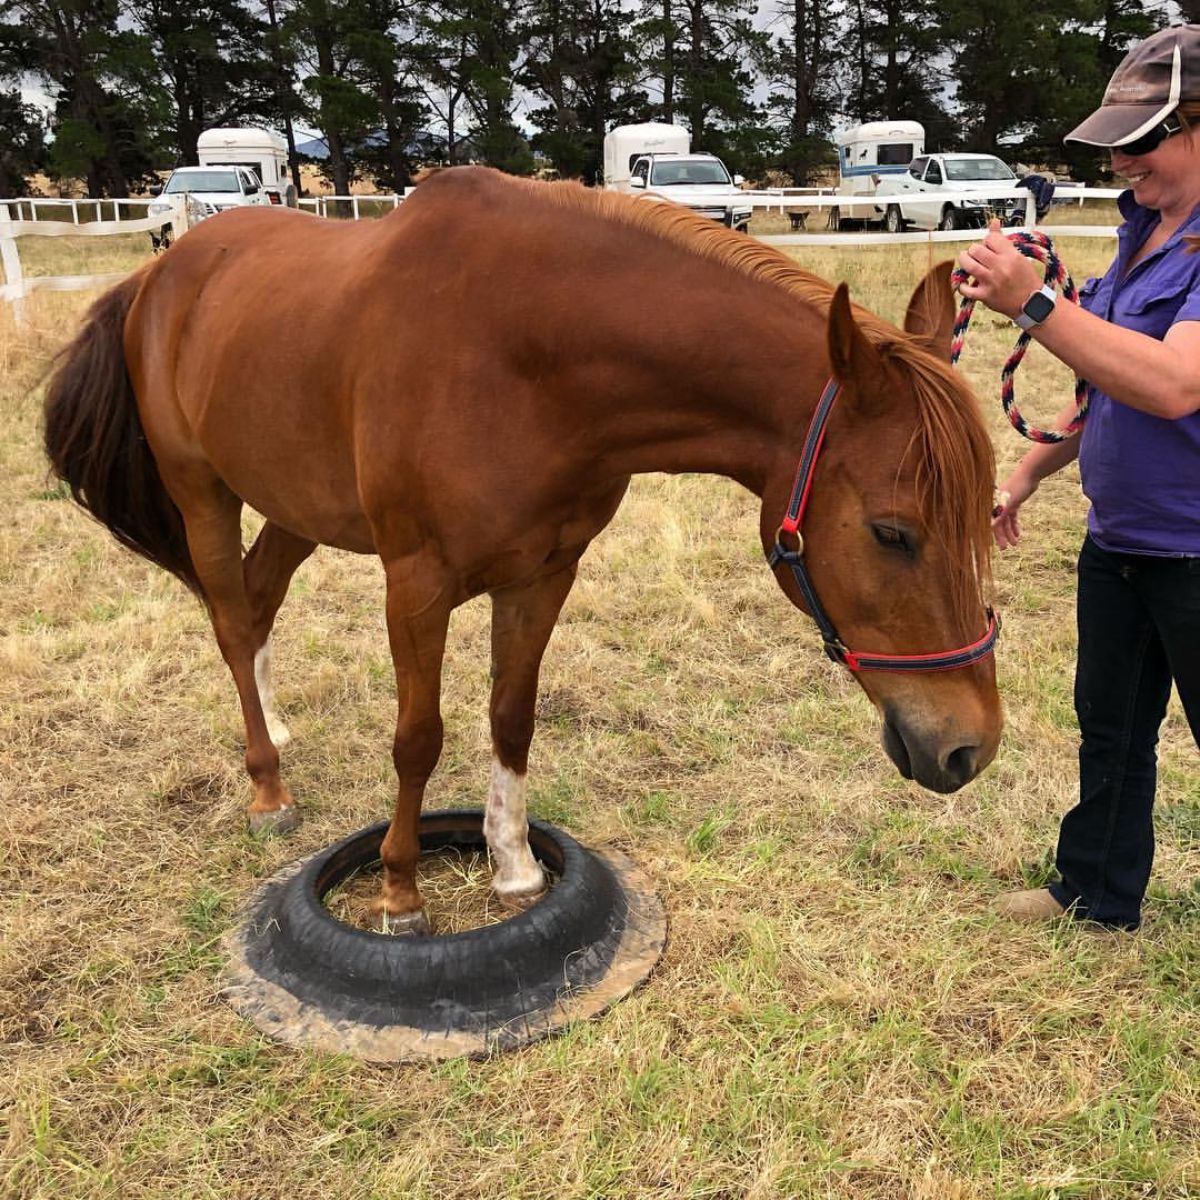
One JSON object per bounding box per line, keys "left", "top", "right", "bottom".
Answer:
{"left": 196, "top": 127, "right": 296, "bottom": 207}
{"left": 603, "top": 123, "right": 690, "bottom": 191}
{"left": 834, "top": 120, "right": 925, "bottom": 228}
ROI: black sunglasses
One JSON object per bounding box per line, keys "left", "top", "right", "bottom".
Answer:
{"left": 1118, "top": 114, "right": 1183, "bottom": 157}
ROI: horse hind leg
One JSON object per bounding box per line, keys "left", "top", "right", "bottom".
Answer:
{"left": 177, "top": 483, "right": 301, "bottom": 834}
{"left": 485, "top": 566, "right": 578, "bottom": 909}
{"left": 243, "top": 521, "right": 317, "bottom": 748}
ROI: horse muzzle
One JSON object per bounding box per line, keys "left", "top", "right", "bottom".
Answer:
{"left": 881, "top": 709, "right": 992, "bottom": 794}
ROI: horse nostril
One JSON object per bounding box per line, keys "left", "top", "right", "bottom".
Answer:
{"left": 943, "top": 743, "right": 980, "bottom": 786}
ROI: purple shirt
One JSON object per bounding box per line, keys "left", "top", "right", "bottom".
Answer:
{"left": 1077, "top": 190, "right": 1200, "bottom": 556}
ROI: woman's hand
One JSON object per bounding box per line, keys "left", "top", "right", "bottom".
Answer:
{"left": 957, "top": 219, "right": 1044, "bottom": 319}
{"left": 992, "top": 469, "right": 1039, "bottom": 549}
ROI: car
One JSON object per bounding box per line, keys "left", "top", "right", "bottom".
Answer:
{"left": 147, "top": 164, "right": 275, "bottom": 249}
{"left": 874, "top": 153, "right": 1022, "bottom": 231}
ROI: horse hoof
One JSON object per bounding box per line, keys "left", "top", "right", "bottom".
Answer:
{"left": 496, "top": 887, "right": 547, "bottom": 913}
{"left": 378, "top": 909, "right": 431, "bottom": 937}
{"left": 248, "top": 805, "right": 302, "bottom": 836}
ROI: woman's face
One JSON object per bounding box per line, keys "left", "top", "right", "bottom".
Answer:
{"left": 1111, "top": 121, "right": 1200, "bottom": 216}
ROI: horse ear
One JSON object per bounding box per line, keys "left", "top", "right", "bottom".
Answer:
{"left": 903, "top": 260, "right": 958, "bottom": 358}
{"left": 827, "top": 281, "right": 880, "bottom": 384}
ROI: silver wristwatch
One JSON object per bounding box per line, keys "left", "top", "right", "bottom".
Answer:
{"left": 1014, "top": 284, "right": 1057, "bottom": 332}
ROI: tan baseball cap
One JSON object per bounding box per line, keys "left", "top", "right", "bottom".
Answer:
{"left": 1066, "top": 24, "right": 1200, "bottom": 147}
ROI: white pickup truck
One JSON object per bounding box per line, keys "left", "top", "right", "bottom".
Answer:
{"left": 146, "top": 164, "right": 276, "bottom": 250}
{"left": 626, "top": 152, "right": 751, "bottom": 231}
{"left": 874, "top": 153, "right": 1021, "bottom": 232}
{"left": 603, "top": 126, "right": 751, "bottom": 231}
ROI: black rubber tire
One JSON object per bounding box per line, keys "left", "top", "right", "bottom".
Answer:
{"left": 829, "top": 206, "right": 840, "bottom": 231}
{"left": 939, "top": 206, "right": 959, "bottom": 232}
{"left": 240, "top": 810, "right": 628, "bottom": 1033}
{"left": 884, "top": 205, "right": 903, "bottom": 234}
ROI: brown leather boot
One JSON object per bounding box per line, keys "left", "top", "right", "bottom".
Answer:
{"left": 996, "top": 888, "right": 1068, "bottom": 922}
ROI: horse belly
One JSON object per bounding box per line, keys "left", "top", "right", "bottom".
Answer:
{"left": 192, "top": 398, "right": 377, "bottom": 554}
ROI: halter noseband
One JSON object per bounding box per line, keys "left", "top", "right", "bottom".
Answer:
{"left": 767, "top": 378, "right": 999, "bottom": 673}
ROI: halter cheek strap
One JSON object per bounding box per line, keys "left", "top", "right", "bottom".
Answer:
{"left": 767, "top": 378, "right": 1000, "bottom": 673}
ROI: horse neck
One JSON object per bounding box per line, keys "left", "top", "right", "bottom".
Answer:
{"left": 563, "top": 280, "right": 826, "bottom": 497}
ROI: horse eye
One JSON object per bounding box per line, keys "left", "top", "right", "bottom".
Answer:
{"left": 872, "top": 524, "right": 914, "bottom": 555}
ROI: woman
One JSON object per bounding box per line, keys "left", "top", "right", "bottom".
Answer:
{"left": 958, "top": 23, "right": 1200, "bottom": 930}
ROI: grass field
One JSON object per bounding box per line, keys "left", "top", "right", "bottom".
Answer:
{"left": 1, "top": 215, "right": 1196, "bottom": 1200}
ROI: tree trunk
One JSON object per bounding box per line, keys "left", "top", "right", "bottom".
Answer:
{"left": 265, "top": 0, "right": 303, "bottom": 196}
{"left": 313, "top": 26, "right": 351, "bottom": 207}
{"left": 790, "top": 0, "right": 809, "bottom": 184}
{"left": 882, "top": 0, "right": 901, "bottom": 117}
{"left": 378, "top": 72, "right": 412, "bottom": 191}
{"left": 853, "top": 0, "right": 868, "bottom": 124}
{"left": 687, "top": 0, "right": 703, "bottom": 143}
{"left": 661, "top": 0, "right": 674, "bottom": 122}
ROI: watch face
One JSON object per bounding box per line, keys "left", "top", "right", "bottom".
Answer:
{"left": 1023, "top": 290, "right": 1055, "bottom": 322}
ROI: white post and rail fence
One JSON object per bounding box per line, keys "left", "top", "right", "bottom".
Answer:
{"left": 0, "top": 197, "right": 190, "bottom": 326}
{"left": 2, "top": 186, "right": 1122, "bottom": 328}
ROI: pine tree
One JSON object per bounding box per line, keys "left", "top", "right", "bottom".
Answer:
{"left": 0, "top": 0, "right": 158, "bottom": 196}
{"left": 634, "top": 0, "right": 771, "bottom": 177}
{"left": 521, "top": 0, "right": 644, "bottom": 182}
{"left": 129, "top": 0, "right": 277, "bottom": 165}
{"left": 417, "top": 0, "right": 533, "bottom": 173}
{"left": 0, "top": 91, "right": 46, "bottom": 196}
{"left": 763, "top": 0, "right": 840, "bottom": 184}
{"left": 343, "top": 0, "right": 428, "bottom": 190}
{"left": 285, "top": 0, "right": 378, "bottom": 196}
{"left": 841, "top": 0, "right": 951, "bottom": 149}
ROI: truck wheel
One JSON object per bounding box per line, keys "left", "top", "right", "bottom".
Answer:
{"left": 939, "top": 207, "right": 959, "bottom": 232}
{"left": 828, "top": 206, "right": 840, "bottom": 232}
{"left": 884, "top": 205, "right": 903, "bottom": 234}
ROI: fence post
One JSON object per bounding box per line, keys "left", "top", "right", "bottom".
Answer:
{"left": 1, "top": 218, "right": 26, "bottom": 327}
{"left": 1023, "top": 191, "right": 1036, "bottom": 229}
{"left": 169, "top": 196, "right": 189, "bottom": 242}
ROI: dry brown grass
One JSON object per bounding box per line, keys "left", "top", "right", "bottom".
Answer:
{"left": 1, "top": 219, "right": 1196, "bottom": 1200}
{"left": 324, "top": 850, "right": 552, "bottom": 935}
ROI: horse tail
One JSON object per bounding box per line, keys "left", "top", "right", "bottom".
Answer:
{"left": 42, "top": 270, "right": 202, "bottom": 596}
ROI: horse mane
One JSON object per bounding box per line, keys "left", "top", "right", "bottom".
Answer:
{"left": 525, "top": 175, "right": 996, "bottom": 621}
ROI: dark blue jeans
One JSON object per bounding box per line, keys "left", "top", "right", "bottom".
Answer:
{"left": 1048, "top": 536, "right": 1200, "bottom": 928}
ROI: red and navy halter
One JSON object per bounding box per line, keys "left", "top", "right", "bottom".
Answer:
{"left": 767, "top": 378, "right": 999, "bottom": 673}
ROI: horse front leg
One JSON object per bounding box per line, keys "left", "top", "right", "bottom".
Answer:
{"left": 376, "top": 559, "right": 454, "bottom": 934}
{"left": 176, "top": 487, "right": 300, "bottom": 834}
{"left": 243, "top": 521, "right": 317, "bottom": 748}
{"left": 486, "top": 565, "right": 578, "bottom": 909}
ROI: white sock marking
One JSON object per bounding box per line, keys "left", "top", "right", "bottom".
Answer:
{"left": 483, "top": 759, "right": 545, "bottom": 899}
{"left": 254, "top": 639, "right": 291, "bottom": 748}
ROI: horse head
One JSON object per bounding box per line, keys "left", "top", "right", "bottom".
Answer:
{"left": 764, "top": 262, "right": 1002, "bottom": 794}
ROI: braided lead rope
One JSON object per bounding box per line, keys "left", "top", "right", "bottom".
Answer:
{"left": 950, "top": 229, "right": 1089, "bottom": 444}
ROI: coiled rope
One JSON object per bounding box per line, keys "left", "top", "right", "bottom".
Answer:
{"left": 950, "top": 229, "right": 1089, "bottom": 444}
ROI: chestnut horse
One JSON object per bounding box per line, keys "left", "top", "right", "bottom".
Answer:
{"left": 44, "top": 167, "right": 1001, "bottom": 932}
